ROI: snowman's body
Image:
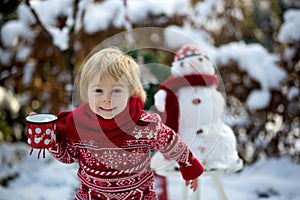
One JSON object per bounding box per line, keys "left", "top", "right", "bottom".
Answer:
{"left": 177, "top": 85, "right": 224, "bottom": 143}
{"left": 151, "top": 44, "right": 242, "bottom": 172}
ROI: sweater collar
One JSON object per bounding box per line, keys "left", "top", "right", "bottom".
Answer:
{"left": 71, "top": 97, "right": 144, "bottom": 141}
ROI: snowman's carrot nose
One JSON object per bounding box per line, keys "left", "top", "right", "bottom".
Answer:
{"left": 190, "top": 63, "right": 196, "bottom": 68}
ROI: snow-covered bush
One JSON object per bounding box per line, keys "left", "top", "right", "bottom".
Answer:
{"left": 0, "top": 0, "right": 299, "bottom": 164}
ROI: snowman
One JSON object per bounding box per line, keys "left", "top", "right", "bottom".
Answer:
{"left": 151, "top": 44, "right": 243, "bottom": 172}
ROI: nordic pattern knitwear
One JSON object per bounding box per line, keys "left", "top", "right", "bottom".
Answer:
{"left": 48, "top": 100, "right": 204, "bottom": 200}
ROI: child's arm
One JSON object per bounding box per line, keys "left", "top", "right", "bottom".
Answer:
{"left": 48, "top": 111, "right": 79, "bottom": 164}
{"left": 152, "top": 116, "right": 204, "bottom": 190}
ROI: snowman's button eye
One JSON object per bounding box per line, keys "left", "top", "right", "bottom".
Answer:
{"left": 180, "top": 62, "right": 184, "bottom": 67}
{"left": 198, "top": 57, "right": 203, "bottom": 62}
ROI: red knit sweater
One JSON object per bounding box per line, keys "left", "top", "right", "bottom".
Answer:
{"left": 48, "top": 102, "right": 203, "bottom": 200}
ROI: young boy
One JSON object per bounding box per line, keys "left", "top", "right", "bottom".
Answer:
{"left": 34, "top": 47, "right": 204, "bottom": 199}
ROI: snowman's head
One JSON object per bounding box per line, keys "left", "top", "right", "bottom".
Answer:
{"left": 171, "top": 44, "right": 215, "bottom": 76}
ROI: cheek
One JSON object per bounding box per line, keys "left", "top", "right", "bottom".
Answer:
{"left": 115, "top": 94, "right": 130, "bottom": 107}
{"left": 122, "top": 97, "right": 129, "bottom": 106}
{"left": 87, "top": 93, "right": 98, "bottom": 104}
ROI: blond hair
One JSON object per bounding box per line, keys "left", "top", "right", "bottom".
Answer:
{"left": 79, "top": 47, "right": 147, "bottom": 103}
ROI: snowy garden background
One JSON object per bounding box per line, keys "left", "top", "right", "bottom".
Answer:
{"left": 0, "top": 0, "right": 299, "bottom": 199}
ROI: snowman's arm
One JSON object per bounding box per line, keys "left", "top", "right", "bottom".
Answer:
{"left": 154, "top": 89, "right": 167, "bottom": 112}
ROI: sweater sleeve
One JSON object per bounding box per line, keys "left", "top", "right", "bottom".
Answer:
{"left": 48, "top": 111, "right": 79, "bottom": 164}
{"left": 151, "top": 114, "right": 204, "bottom": 180}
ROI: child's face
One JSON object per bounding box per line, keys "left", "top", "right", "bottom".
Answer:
{"left": 87, "top": 76, "right": 130, "bottom": 119}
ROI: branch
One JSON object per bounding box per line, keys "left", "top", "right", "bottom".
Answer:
{"left": 24, "top": 0, "right": 54, "bottom": 45}
{"left": 69, "top": 0, "right": 80, "bottom": 34}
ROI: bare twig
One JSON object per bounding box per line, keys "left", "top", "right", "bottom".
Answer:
{"left": 24, "top": 0, "right": 53, "bottom": 42}
{"left": 68, "top": 0, "right": 80, "bottom": 47}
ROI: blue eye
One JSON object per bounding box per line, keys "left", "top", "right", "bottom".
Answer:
{"left": 113, "top": 88, "right": 122, "bottom": 93}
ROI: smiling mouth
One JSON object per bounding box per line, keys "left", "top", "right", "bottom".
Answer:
{"left": 100, "top": 107, "right": 116, "bottom": 112}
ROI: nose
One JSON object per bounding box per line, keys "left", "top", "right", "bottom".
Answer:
{"left": 103, "top": 97, "right": 112, "bottom": 103}
{"left": 101, "top": 92, "right": 112, "bottom": 103}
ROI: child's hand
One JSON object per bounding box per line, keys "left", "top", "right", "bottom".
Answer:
{"left": 185, "top": 178, "right": 198, "bottom": 192}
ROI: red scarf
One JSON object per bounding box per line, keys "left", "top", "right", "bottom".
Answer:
{"left": 156, "top": 74, "right": 218, "bottom": 132}
{"left": 63, "top": 97, "right": 144, "bottom": 144}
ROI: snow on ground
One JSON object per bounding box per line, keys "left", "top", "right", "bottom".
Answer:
{"left": 167, "top": 157, "right": 300, "bottom": 200}
{"left": 0, "top": 143, "right": 300, "bottom": 200}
